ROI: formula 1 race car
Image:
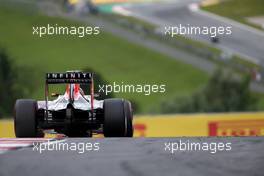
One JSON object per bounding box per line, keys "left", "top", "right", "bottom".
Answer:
{"left": 14, "top": 71, "right": 133, "bottom": 137}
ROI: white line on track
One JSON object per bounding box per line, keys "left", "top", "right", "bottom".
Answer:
{"left": 0, "top": 143, "right": 32, "bottom": 147}
{"left": 0, "top": 138, "right": 51, "bottom": 141}
{"left": 0, "top": 138, "right": 62, "bottom": 154}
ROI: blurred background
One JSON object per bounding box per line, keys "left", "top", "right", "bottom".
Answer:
{"left": 1, "top": 0, "right": 264, "bottom": 137}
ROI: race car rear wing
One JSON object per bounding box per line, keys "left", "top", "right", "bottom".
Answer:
{"left": 44, "top": 72, "right": 95, "bottom": 119}
{"left": 46, "top": 72, "right": 93, "bottom": 84}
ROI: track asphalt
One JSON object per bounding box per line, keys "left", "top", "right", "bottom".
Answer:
{"left": 0, "top": 137, "right": 263, "bottom": 176}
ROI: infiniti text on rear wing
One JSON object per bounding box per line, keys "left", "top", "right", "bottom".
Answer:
{"left": 46, "top": 72, "right": 93, "bottom": 84}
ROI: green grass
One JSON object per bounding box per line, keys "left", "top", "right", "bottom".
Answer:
{"left": 202, "top": 0, "right": 264, "bottom": 30}
{"left": 0, "top": 5, "right": 209, "bottom": 113}
{"left": 231, "top": 55, "right": 260, "bottom": 70}
{"left": 252, "top": 92, "right": 264, "bottom": 110}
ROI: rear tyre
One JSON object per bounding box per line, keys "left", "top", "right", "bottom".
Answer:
{"left": 124, "top": 100, "right": 134, "bottom": 137}
{"left": 103, "top": 99, "right": 133, "bottom": 137}
{"left": 14, "top": 99, "right": 40, "bottom": 137}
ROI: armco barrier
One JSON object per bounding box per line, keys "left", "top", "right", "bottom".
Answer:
{"left": 1, "top": 112, "right": 264, "bottom": 137}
